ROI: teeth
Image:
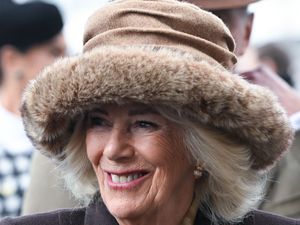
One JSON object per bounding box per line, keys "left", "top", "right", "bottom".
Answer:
{"left": 111, "top": 174, "right": 120, "bottom": 183}
{"left": 111, "top": 173, "right": 144, "bottom": 183}
{"left": 120, "top": 176, "right": 127, "bottom": 183}
{"left": 127, "top": 175, "right": 133, "bottom": 182}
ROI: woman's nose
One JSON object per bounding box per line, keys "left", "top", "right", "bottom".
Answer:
{"left": 103, "top": 127, "right": 134, "bottom": 161}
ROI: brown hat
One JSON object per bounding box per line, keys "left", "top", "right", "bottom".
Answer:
{"left": 186, "top": 0, "right": 260, "bottom": 10}
{"left": 21, "top": 0, "right": 293, "bottom": 171}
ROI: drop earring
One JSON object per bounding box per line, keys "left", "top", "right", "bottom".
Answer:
{"left": 193, "top": 161, "right": 204, "bottom": 179}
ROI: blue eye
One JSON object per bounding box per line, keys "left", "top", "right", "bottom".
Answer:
{"left": 135, "top": 121, "right": 159, "bottom": 129}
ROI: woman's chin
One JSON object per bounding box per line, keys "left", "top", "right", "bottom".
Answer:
{"left": 107, "top": 202, "right": 146, "bottom": 221}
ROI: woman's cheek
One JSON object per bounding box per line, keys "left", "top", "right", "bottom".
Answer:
{"left": 86, "top": 131, "right": 103, "bottom": 166}
{"left": 136, "top": 133, "right": 175, "bottom": 166}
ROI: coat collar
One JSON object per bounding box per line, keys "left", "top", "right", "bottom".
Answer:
{"left": 84, "top": 197, "right": 118, "bottom": 225}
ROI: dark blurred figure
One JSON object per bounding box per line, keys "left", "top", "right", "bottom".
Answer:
{"left": 0, "top": 0, "right": 66, "bottom": 217}
{"left": 258, "top": 43, "right": 294, "bottom": 87}
{"left": 185, "top": 0, "right": 300, "bottom": 218}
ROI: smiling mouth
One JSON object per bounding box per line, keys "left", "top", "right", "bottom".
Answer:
{"left": 107, "top": 171, "right": 149, "bottom": 185}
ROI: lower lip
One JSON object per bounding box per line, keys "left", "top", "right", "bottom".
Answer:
{"left": 106, "top": 173, "right": 149, "bottom": 190}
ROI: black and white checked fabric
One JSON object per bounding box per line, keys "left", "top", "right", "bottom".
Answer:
{"left": 0, "top": 105, "right": 34, "bottom": 218}
{"left": 0, "top": 147, "right": 32, "bottom": 217}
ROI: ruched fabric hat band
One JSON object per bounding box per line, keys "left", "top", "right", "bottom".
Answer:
{"left": 83, "top": 0, "right": 237, "bottom": 69}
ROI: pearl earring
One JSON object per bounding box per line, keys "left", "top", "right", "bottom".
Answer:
{"left": 194, "top": 161, "right": 204, "bottom": 179}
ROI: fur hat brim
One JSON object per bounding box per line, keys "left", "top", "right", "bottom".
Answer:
{"left": 22, "top": 46, "right": 293, "bottom": 171}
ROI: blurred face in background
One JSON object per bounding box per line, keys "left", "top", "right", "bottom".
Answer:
{"left": 211, "top": 7, "right": 254, "bottom": 56}
{"left": 17, "top": 32, "right": 66, "bottom": 87}
{"left": 0, "top": 32, "right": 66, "bottom": 89}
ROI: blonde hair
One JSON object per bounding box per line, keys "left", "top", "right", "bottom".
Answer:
{"left": 57, "top": 105, "right": 266, "bottom": 224}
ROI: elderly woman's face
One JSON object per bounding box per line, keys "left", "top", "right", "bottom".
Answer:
{"left": 86, "top": 104, "right": 195, "bottom": 222}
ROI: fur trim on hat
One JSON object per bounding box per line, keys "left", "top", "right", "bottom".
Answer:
{"left": 22, "top": 46, "right": 293, "bottom": 171}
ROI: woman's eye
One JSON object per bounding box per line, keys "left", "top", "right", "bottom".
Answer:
{"left": 134, "top": 121, "right": 159, "bottom": 130}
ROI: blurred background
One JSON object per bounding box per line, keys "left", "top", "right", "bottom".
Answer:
{"left": 14, "top": 0, "right": 300, "bottom": 88}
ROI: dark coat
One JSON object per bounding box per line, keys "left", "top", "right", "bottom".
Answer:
{"left": 1, "top": 199, "right": 299, "bottom": 225}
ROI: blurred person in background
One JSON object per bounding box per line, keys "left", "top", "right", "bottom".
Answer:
{"left": 0, "top": 0, "right": 66, "bottom": 217}
{"left": 22, "top": 152, "right": 78, "bottom": 214}
{"left": 185, "top": 0, "right": 300, "bottom": 218}
{"left": 258, "top": 43, "right": 294, "bottom": 87}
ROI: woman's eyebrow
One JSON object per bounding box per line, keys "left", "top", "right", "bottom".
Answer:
{"left": 128, "top": 107, "right": 158, "bottom": 116}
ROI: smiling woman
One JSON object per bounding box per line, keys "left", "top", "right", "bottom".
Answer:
{"left": 0, "top": 0, "right": 298, "bottom": 225}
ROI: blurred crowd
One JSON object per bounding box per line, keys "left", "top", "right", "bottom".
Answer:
{"left": 0, "top": 0, "right": 300, "bottom": 220}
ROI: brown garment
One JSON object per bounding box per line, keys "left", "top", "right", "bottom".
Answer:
{"left": 260, "top": 131, "right": 300, "bottom": 218}
{"left": 22, "top": 152, "right": 79, "bottom": 215}
{"left": 1, "top": 199, "right": 300, "bottom": 225}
